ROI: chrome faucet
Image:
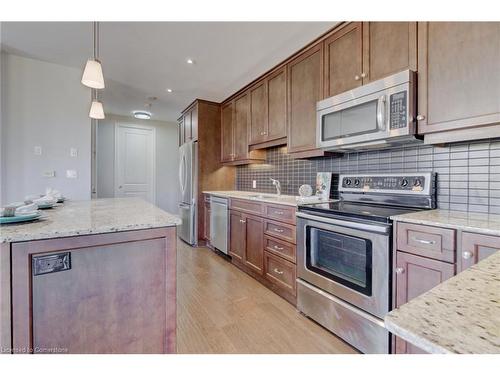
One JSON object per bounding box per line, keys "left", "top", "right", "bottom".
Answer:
{"left": 270, "top": 178, "right": 282, "bottom": 196}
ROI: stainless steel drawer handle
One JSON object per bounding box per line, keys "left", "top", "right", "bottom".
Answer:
{"left": 395, "top": 267, "right": 405, "bottom": 274}
{"left": 239, "top": 219, "right": 246, "bottom": 223}
{"left": 462, "top": 251, "right": 473, "bottom": 260}
{"left": 273, "top": 228, "right": 284, "bottom": 233}
{"left": 273, "top": 211, "right": 284, "bottom": 215}
{"left": 273, "top": 245, "right": 284, "bottom": 251}
{"left": 414, "top": 238, "right": 436, "bottom": 245}
{"left": 273, "top": 268, "right": 284, "bottom": 275}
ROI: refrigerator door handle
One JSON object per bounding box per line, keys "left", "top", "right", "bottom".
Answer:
{"left": 179, "top": 149, "right": 186, "bottom": 196}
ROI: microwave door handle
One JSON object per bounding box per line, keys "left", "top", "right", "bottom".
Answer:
{"left": 376, "top": 95, "right": 386, "bottom": 130}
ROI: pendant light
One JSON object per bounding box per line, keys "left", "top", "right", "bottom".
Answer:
{"left": 82, "top": 22, "right": 105, "bottom": 89}
{"left": 89, "top": 89, "right": 105, "bottom": 119}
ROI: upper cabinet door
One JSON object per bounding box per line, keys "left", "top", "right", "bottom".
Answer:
{"left": 249, "top": 80, "right": 268, "bottom": 145}
{"left": 190, "top": 105, "right": 198, "bottom": 141}
{"left": 417, "top": 22, "right": 500, "bottom": 135}
{"left": 362, "top": 22, "right": 417, "bottom": 83}
{"left": 287, "top": 43, "right": 323, "bottom": 154}
{"left": 233, "top": 93, "right": 250, "bottom": 160}
{"left": 177, "top": 117, "right": 184, "bottom": 147}
{"left": 221, "top": 102, "right": 234, "bottom": 162}
{"left": 323, "top": 22, "right": 363, "bottom": 98}
{"left": 183, "top": 110, "right": 192, "bottom": 141}
{"left": 267, "top": 67, "right": 287, "bottom": 141}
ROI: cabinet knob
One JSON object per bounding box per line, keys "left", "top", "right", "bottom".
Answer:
{"left": 416, "top": 115, "right": 426, "bottom": 121}
{"left": 361, "top": 72, "right": 367, "bottom": 78}
{"left": 354, "top": 75, "right": 361, "bottom": 81}
{"left": 462, "top": 251, "right": 473, "bottom": 260}
{"left": 395, "top": 267, "right": 405, "bottom": 274}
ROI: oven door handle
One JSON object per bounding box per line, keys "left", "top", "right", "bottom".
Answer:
{"left": 296, "top": 212, "right": 390, "bottom": 234}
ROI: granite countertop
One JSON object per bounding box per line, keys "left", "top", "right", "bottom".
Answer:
{"left": 0, "top": 198, "right": 181, "bottom": 243}
{"left": 391, "top": 209, "right": 500, "bottom": 237}
{"left": 203, "top": 190, "right": 331, "bottom": 206}
{"left": 385, "top": 251, "right": 500, "bottom": 354}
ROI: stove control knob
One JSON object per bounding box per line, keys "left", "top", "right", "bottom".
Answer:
{"left": 345, "top": 178, "right": 352, "bottom": 186}
{"left": 354, "top": 179, "right": 360, "bottom": 186}
{"left": 413, "top": 179, "right": 422, "bottom": 187}
{"left": 400, "top": 179, "right": 409, "bottom": 187}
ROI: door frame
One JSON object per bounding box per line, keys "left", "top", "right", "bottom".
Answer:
{"left": 114, "top": 122, "right": 157, "bottom": 203}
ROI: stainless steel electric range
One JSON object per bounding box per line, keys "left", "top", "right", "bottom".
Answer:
{"left": 296, "top": 173, "right": 436, "bottom": 354}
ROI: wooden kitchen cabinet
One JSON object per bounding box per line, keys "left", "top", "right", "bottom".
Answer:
{"left": 287, "top": 43, "right": 325, "bottom": 157}
{"left": 178, "top": 104, "right": 198, "bottom": 145}
{"left": 417, "top": 22, "right": 500, "bottom": 143}
{"left": 229, "top": 210, "right": 245, "bottom": 261}
{"left": 361, "top": 22, "right": 417, "bottom": 84}
{"left": 177, "top": 116, "right": 184, "bottom": 146}
{"left": 394, "top": 251, "right": 455, "bottom": 354}
{"left": 248, "top": 67, "right": 288, "bottom": 149}
{"left": 203, "top": 198, "right": 211, "bottom": 244}
{"left": 220, "top": 94, "right": 266, "bottom": 165}
{"left": 244, "top": 214, "right": 265, "bottom": 274}
{"left": 323, "top": 22, "right": 363, "bottom": 98}
{"left": 460, "top": 232, "right": 500, "bottom": 272}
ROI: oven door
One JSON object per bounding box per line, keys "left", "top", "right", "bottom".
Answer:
{"left": 296, "top": 212, "right": 390, "bottom": 318}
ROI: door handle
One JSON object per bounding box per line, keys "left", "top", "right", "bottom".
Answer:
{"left": 376, "top": 95, "right": 386, "bottom": 131}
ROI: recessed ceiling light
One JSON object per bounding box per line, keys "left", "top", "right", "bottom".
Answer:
{"left": 133, "top": 111, "right": 151, "bottom": 120}
{"left": 166, "top": 88, "right": 173, "bottom": 93}
{"left": 186, "top": 58, "right": 194, "bottom": 64}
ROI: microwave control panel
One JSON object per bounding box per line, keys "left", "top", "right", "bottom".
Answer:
{"left": 389, "top": 91, "right": 407, "bottom": 129}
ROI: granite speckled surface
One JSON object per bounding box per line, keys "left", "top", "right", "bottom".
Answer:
{"left": 0, "top": 198, "right": 181, "bottom": 243}
{"left": 385, "top": 251, "right": 500, "bottom": 354}
{"left": 390, "top": 209, "right": 500, "bottom": 237}
{"left": 203, "top": 190, "right": 332, "bottom": 206}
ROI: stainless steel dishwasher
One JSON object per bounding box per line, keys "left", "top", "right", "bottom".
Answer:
{"left": 210, "top": 196, "right": 228, "bottom": 254}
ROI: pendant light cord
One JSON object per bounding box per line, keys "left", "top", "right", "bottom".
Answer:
{"left": 93, "top": 21, "right": 100, "bottom": 62}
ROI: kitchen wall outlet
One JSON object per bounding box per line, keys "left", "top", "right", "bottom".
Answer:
{"left": 70, "top": 147, "right": 78, "bottom": 157}
{"left": 252, "top": 180, "right": 257, "bottom": 189}
{"left": 43, "top": 170, "right": 56, "bottom": 178}
{"left": 66, "top": 169, "right": 78, "bottom": 179}
{"left": 34, "top": 146, "right": 42, "bottom": 156}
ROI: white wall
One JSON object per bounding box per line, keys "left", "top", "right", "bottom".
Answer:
{"left": 0, "top": 53, "right": 91, "bottom": 204}
{"left": 96, "top": 114, "right": 179, "bottom": 214}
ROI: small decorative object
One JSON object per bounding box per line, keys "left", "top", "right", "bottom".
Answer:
{"left": 298, "top": 184, "right": 313, "bottom": 197}
{"left": 315, "top": 172, "right": 332, "bottom": 200}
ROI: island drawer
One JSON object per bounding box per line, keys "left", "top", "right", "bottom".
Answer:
{"left": 396, "top": 222, "right": 456, "bottom": 263}
{"left": 264, "top": 235, "right": 296, "bottom": 263}
{"left": 264, "top": 204, "right": 296, "bottom": 224}
{"left": 264, "top": 219, "right": 296, "bottom": 244}
{"left": 264, "top": 251, "right": 296, "bottom": 296}
{"left": 230, "top": 199, "right": 263, "bottom": 215}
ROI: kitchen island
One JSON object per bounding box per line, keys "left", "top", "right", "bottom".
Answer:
{"left": 0, "top": 198, "right": 180, "bottom": 354}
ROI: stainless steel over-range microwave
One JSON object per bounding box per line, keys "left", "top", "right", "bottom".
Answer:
{"left": 316, "top": 70, "right": 421, "bottom": 151}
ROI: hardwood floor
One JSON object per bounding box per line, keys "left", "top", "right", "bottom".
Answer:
{"left": 176, "top": 240, "right": 358, "bottom": 354}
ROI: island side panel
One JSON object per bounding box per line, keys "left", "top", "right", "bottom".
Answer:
{"left": 165, "top": 227, "right": 177, "bottom": 353}
{"left": 0, "top": 243, "right": 11, "bottom": 353}
{"left": 11, "top": 227, "right": 176, "bottom": 354}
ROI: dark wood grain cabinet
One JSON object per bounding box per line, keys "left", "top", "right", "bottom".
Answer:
{"left": 287, "top": 43, "right": 324, "bottom": 157}
{"left": 203, "top": 197, "right": 211, "bottom": 244}
{"left": 460, "top": 232, "right": 500, "bottom": 272}
{"left": 229, "top": 210, "right": 245, "bottom": 262}
{"left": 248, "top": 67, "right": 288, "bottom": 149}
{"left": 243, "top": 214, "right": 265, "bottom": 274}
{"left": 417, "top": 22, "right": 500, "bottom": 143}
{"left": 221, "top": 102, "right": 234, "bottom": 162}
{"left": 178, "top": 104, "right": 198, "bottom": 145}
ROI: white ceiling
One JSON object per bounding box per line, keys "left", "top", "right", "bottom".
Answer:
{"left": 1, "top": 22, "right": 337, "bottom": 122}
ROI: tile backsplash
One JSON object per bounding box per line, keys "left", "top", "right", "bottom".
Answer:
{"left": 236, "top": 140, "right": 500, "bottom": 215}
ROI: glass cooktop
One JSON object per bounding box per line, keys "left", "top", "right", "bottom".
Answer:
{"left": 298, "top": 200, "right": 425, "bottom": 224}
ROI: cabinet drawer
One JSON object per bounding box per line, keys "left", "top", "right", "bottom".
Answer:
{"left": 264, "top": 235, "right": 296, "bottom": 263}
{"left": 265, "top": 204, "right": 296, "bottom": 224}
{"left": 230, "top": 199, "right": 263, "bottom": 215}
{"left": 264, "top": 219, "right": 296, "bottom": 244}
{"left": 264, "top": 251, "right": 296, "bottom": 296}
{"left": 396, "top": 222, "right": 455, "bottom": 263}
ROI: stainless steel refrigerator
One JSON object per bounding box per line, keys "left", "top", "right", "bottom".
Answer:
{"left": 178, "top": 141, "right": 197, "bottom": 245}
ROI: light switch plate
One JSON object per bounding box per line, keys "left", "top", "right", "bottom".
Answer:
{"left": 43, "top": 170, "right": 56, "bottom": 178}
{"left": 66, "top": 169, "right": 77, "bottom": 179}
{"left": 34, "top": 146, "right": 42, "bottom": 156}
{"left": 70, "top": 147, "right": 78, "bottom": 157}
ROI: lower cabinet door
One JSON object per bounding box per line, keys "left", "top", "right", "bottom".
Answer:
{"left": 460, "top": 232, "right": 500, "bottom": 272}
{"left": 264, "top": 251, "right": 296, "bottom": 296}
{"left": 244, "top": 214, "right": 264, "bottom": 274}
{"left": 395, "top": 251, "right": 455, "bottom": 354}
{"left": 229, "top": 210, "right": 245, "bottom": 261}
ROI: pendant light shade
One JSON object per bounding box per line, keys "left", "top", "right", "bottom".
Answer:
{"left": 82, "top": 59, "right": 105, "bottom": 89}
{"left": 89, "top": 99, "right": 105, "bottom": 119}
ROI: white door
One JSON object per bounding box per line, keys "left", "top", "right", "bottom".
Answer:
{"left": 115, "top": 123, "right": 156, "bottom": 203}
